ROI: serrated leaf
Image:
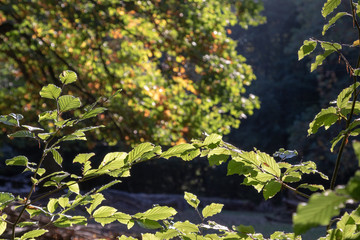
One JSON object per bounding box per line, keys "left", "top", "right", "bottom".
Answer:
{"left": 20, "top": 229, "right": 48, "bottom": 240}
{"left": 308, "top": 107, "right": 338, "bottom": 135}
{"left": 47, "top": 198, "right": 58, "bottom": 213}
{"left": 321, "top": 42, "right": 342, "bottom": 51}
{"left": 180, "top": 148, "right": 200, "bottom": 161}
{"left": 0, "top": 115, "right": 18, "bottom": 126}
{"left": 59, "top": 70, "right": 77, "bottom": 85}
{"left": 73, "top": 153, "right": 95, "bottom": 164}
{"left": 127, "top": 142, "right": 154, "bottom": 163}
{"left": 322, "top": 0, "right": 341, "bottom": 18}
{"left": 298, "top": 40, "right": 317, "bottom": 60}
{"left": 0, "top": 214, "right": 7, "bottom": 236}
{"left": 53, "top": 215, "right": 87, "bottom": 227}
{"left": 322, "top": 12, "right": 347, "bottom": 35}
{"left": 263, "top": 180, "right": 282, "bottom": 200}
{"left": 58, "top": 95, "right": 81, "bottom": 112}
{"left": 155, "top": 229, "right": 180, "bottom": 240}
{"left": 51, "top": 149, "right": 63, "bottom": 166}
{"left": 8, "top": 130, "right": 35, "bottom": 138}
{"left": 293, "top": 191, "right": 347, "bottom": 235}
{"left": 258, "top": 151, "right": 281, "bottom": 177}
{"left": 96, "top": 180, "right": 121, "bottom": 193}
{"left": 142, "top": 233, "right": 160, "bottom": 240}
{"left": 114, "top": 212, "right": 132, "bottom": 225}
{"left": 353, "top": 140, "right": 360, "bottom": 167}
{"left": 173, "top": 221, "right": 199, "bottom": 233}
{"left": 297, "top": 184, "right": 325, "bottom": 192}
{"left": 282, "top": 171, "right": 302, "bottom": 183}
{"left": 311, "top": 50, "right": 336, "bottom": 72}
{"left": 81, "top": 107, "right": 107, "bottom": 120}
{"left": 161, "top": 144, "right": 195, "bottom": 159}
{"left": 0, "top": 192, "right": 15, "bottom": 210}
{"left": 345, "top": 170, "right": 360, "bottom": 200}
{"left": 337, "top": 82, "right": 359, "bottom": 109}
{"left": 5, "top": 155, "right": 28, "bottom": 166}
{"left": 38, "top": 110, "right": 57, "bottom": 122}
{"left": 39, "top": 84, "right": 61, "bottom": 99}
{"left": 203, "top": 133, "right": 222, "bottom": 146}
{"left": 67, "top": 181, "right": 80, "bottom": 194}
{"left": 184, "top": 192, "right": 200, "bottom": 208}
{"left": 134, "top": 206, "right": 177, "bottom": 220}
{"left": 93, "top": 206, "right": 117, "bottom": 226}
{"left": 202, "top": 203, "right": 223, "bottom": 218}
{"left": 136, "top": 219, "right": 162, "bottom": 230}
{"left": 208, "top": 148, "right": 230, "bottom": 166}
{"left": 86, "top": 193, "right": 105, "bottom": 215}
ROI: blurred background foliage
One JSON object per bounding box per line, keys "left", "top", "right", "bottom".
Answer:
{"left": 0, "top": 0, "right": 358, "bottom": 200}
{"left": 0, "top": 0, "right": 263, "bottom": 146}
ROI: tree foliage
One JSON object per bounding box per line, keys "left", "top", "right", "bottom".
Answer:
{"left": 0, "top": 0, "right": 263, "bottom": 146}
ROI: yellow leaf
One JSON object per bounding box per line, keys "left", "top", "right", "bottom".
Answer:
{"left": 353, "top": 39, "right": 360, "bottom": 46}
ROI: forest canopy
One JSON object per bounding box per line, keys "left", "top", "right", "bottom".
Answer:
{"left": 0, "top": 0, "right": 264, "bottom": 146}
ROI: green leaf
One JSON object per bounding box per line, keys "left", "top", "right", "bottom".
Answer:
{"left": 5, "top": 155, "right": 28, "bottom": 166}
{"left": 20, "top": 229, "right": 48, "bottom": 240}
{"left": 96, "top": 180, "right": 121, "bottom": 193}
{"left": 73, "top": 153, "right": 95, "bottom": 164}
{"left": 298, "top": 40, "right": 317, "bottom": 60}
{"left": 93, "top": 206, "right": 117, "bottom": 225}
{"left": 58, "top": 95, "right": 81, "bottom": 112}
{"left": 38, "top": 110, "right": 57, "bottom": 122}
{"left": 336, "top": 212, "right": 357, "bottom": 239}
{"left": 81, "top": 107, "right": 107, "bottom": 120}
{"left": 322, "top": 12, "right": 347, "bottom": 35}
{"left": 86, "top": 193, "right": 105, "bottom": 215}
{"left": 51, "top": 149, "right": 63, "bottom": 166}
{"left": 258, "top": 151, "right": 281, "bottom": 177}
{"left": 118, "top": 236, "right": 137, "bottom": 240}
{"left": 173, "top": 221, "right": 199, "bottom": 233}
{"left": 47, "top": 198, "right": 58, "bottom": 213}
{"left": 263, "top": 180, "right": 282, "bottom": 200}
{"left": 134, "top": 206, "right": 177, "bottom": 221}
{"left": 53, "top": 216, "right": 87, "bottom": 227}
{"left": 297, "top": 184, "right": 325, "bottom": 192}
{"left": 127, "top": 142, "right": 154, "bottom": 163}
{"left": 321, "top": 42, "right": 341, "bottom": 51}
{"left": 184, "top": 192, "right": 200, "bottom": 209}
{"left": 308, "top": 107, "right": 338, "bottom": 135}
{"left": 0, "top": 192, "right": 15, "bottom": 210}
{"left": 236, "top": 224, "right": 255, "bottom": 234}
{"left": 59, "top": 70, "right": 77, "bottom": 85}
{"left": 311, "top": 50, "right": 334, "bottom": 72}
{"left": 16, "top": 221, "right": 37, "bottom": 227}
{"left": 179, "top": 148, "right": 200, "bottom": 161}
{"left": 293, "top": 191, "right": 347, "bottom": 235}
{"left": 353, "top": 141, "right": 360, "bottom": 167}
{"left": 322, "top": 0, "right": 341, "bottom": 18}
{"left": 0, "top": 214, "right": 7, "bottom": 236}
{"left": 114, "top": 212, "right": 132, "bottom": 225}
{"left": 39, "top": 84, "right": 61, "bottom": 99}
{"left": 161, "top": 144, "right": 196, "bottom": 159}
{"left": 8, "top": 130, "right": 35, "bottom": 138}
{"left": 208, "top": 148, "right": 230, "bottom": 166}
{"left": 67, "top": 181, "right": 80, "bottom": 194}
{"left": 136, "top": 219, "right": 162, "bottom": 230}
{"left": 58, "top": 197, "right": 70, "bottom": 208}
{"left": 202, "top": 203, "right": 224, "bottom": 218}
{"left": 0, "top": 114, "right": 18, "bottom": 126}
{"left": 345, "top": 170, "right": 360, "bottom": 200}
{"left": 142, "top": 233, "right": 160, "bottom": 240}
{"left": 155, "top": 229, "right": 180, "bottom": 240}
{"left": 282, "top": 171, "right": 302, "bottom": 183}
{"left": 337, "top": 83, "right": 359, "bottom": 109}
{"left": 203, "top": 133, "right": 222, "bottom": 147}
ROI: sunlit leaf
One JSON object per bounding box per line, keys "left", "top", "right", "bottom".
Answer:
{"left": 161, "top": 144, "right": 196, "bottom": 159}
{"left": 127, "top": 142, "right": 154, "bottom": 163}
{"left": 20, "top": 229, "right": 48, "bottom": 240}
{"left": 5, "top": 155, "right": 28, "bottom": 166}
{"left": 308, "top": 107, "right": 338, "bottom": 135}
{"left": 58, "top": 95, "right": 81, "bottom": 112}
{"left": 59, "top": 70, "right": 77, "bottom": 85}
{"left": 202, "top": 203, "right": 224, "bottom": 218}
{"left": 322, "top": 12, "right": 347, "bottom": 35}
{"left": 51, "top": 149, "right": 63, "bottom": 166}
{"left": 298, "top": 40, "right": 317, "bottom": 60}
{"left": 184, "top": 192, "right": 200, "bottom": 209}
{"left": 134, "top": 206, "right": 177, "bottom": 221}
{"left": 322, "top": 0, "right": 341, "bottom": 18}
{"left": 293, "top": 191, "right": 346, "bottom": 235}
{"left": 39, "top": 84, "right": 61, "bottom": 100}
